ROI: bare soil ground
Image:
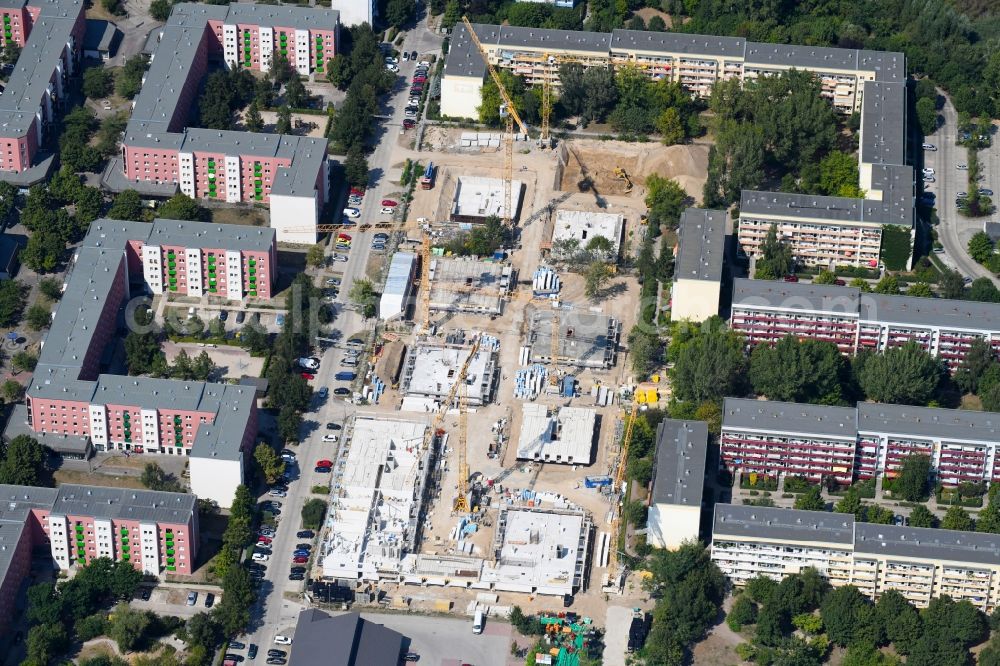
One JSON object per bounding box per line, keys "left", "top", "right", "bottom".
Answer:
{"left": 207, "top": 206, "right": 268, "bottom": 227}
{"left": 633, "top": 7, "right": 674, "bottom": 27}
{"left": 54, "top": 468, "right": 146, "bottom": 490}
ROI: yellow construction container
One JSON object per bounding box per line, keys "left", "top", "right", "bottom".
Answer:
{"left": 635, "top": 383, "right": 659, "bottom": 404}
{"left": 434, "top": 599, "right": 451, "bottom": 612}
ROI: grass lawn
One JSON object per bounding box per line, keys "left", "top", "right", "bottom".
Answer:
{"left": 209, "top": 207, "right": 268, "bottom": 227}
{"left": 54, "top": 468, "right": 146, "bottom": 489}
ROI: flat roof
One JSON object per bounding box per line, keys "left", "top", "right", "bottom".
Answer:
{"left": 674, "top": 208, "right": 726, "bottom": 282}
{"left": 731, "top": 278, "right": 861, "bottom": 316}
{"left": 384, "top": 252, "right": 416, "bottom": 298}
{"left": 529, "top": 308, "right": 618, "bottom": 366}
{"left": 83, "top": 19, "right": 119, "bottom": 52}
{"left": 713, "top": 504, "right": 855, "bottom": 545}
{"left": 651, "top": 419, "right": 707, "bottom": 508}
{"left": 722, "top": 397, "right": 858, "bottom": 439}
{"left": 610, "top": 29, "right": 746, "bottom": 57}
{"left": 740, "top": 189, "right": 912, "bottom": 227}
{"left": 402, "top": 344, "right": 494, "bottom": 403}
{"left": 51, "top": 484, "right": 196, "bottom": 524}
{"left": 444, "top": 22, "right": 489, "bottom": 80}
{"left": 744, "top": 42, "right": 858, "bottom": 72}
{"left": 190, "top": 385, "right": 257, "bottom": 461}
{"left": 452, "top": 176, "right": 524, "bottom": 221}
{"left": 854, "top": 523, "right": 1000, "bottom": 566}
{"left": 552, "top": 209, "right": 623, "bottom": 253}
{"left": 859, "top": 81, "right": 906, "bottom": 166}
{"left": 516, "top": 403, "right": 595, "bottom": 464}
{"left": 860, "top": 292, "right": 1000, "bottom": 331}
{"left": 289, "top": 610, "right": 404, "bottom": 666}
{"left": 86, "top": 218, "right": 276, "bottom": 252}
{"left": 496, "top": 24, "right": 611, "bottom": 54}
{"left": 857, "top": 402, "right": 1000, "bottom": 444}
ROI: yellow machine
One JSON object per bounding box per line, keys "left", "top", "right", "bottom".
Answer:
{"left": 452, "top": 337, "right": 482, "bottom": 514}
{"left": 614, "top": 167, "right": 633, "bottom": 193}
{"left": 605, "top": 404, "right": 638, "bottom": 591}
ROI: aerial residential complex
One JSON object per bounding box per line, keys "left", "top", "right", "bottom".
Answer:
{"left": 711, "top": 504, "right": 1000, "bottom": 611}
{"left": 0, "top": 0, "right": 86, "bottom": 181}
{"left": 720, "top": 397, "right": 1000, "bottom": 486}
{"left": 0, "top": 483, "right": 197, "bottom": 631}
{"left": 108, "top": 3, "right": 339, "bottom": 244}
{"left": 730, "top": 278, "right": 1000, "bottom": 369}
{"left": 670, "top": 208, "right": 727, "bottom": 322}
{"left": 646, "top": 419, "right": 707, "bottom": 550}
{"left": 4, "top": 219, "right": 269, "bottom": 508}
{"left": 444, "top": 23, "right": 913, "bottom": 268}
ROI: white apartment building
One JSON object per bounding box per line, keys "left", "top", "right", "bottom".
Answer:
{"left": 712, "top": 504, "right": 1000, "bottom": 611}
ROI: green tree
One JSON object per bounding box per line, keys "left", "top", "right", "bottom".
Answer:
{"left": 124, "top": 331, "right": 164, "bottom": 376}
{"left": 0, "top": 435, "right": 49, "bottom": 486}
{"left": 306, "top": 244, "right": 325, "bottom": 268}
{"left": 185, "top": 612, "right": 222, "bottom": 651}
{"left": 875, "top": 590, "right": 922, "bottom": 652}
{"left": 75, "top": 613, "right": 110, "bottom": 642}
{"left": 214, "top": 565, "right": 254, "bottom": 636}
{"left": 793, "top": 486, "right": 826, "bottom": 511}
{"left": 820, "top": 585, "right": 883, "bottom": 648}
{"left": 39, "top": 277, "right": 63, "bottom": 301}
{"left": 2, "top": 379, "right": 24, "bottom": 403}
{"left": 157, "top": 194, "right": 204, "bottom": 221}
{"left": 116, "top": 56, "right": 149, "bottom": 98}
{"left": 813, "top": 270, "right": 838, "bottom": 284}
{"left": 941, "top": 505, "right": 974, "bottom": 531}
{"left": 817, "top": 151, "right": 863, "bottom": 197}
{"left": 670, "top": 318, "right": 747, "bottom": 403}
{"left": 108, "top": 190, "right": 144, "bottom": 220}
{"left": 584, "top": 261, "right": 612, "bottom": 299}
{"left": 855, "top": 343, "right": 941, "bottom": 405}
{"left": 22, "top": 229, "right": 65, "bottom": 273}
{"left": 349, "top": 278, "right": 378, "bottom": 318}
{"left": 907, "top": 282, "right": 934, "bottom": 298}
{"left": 12, "top": 350, "right": 38, "bottom": 372}
{"left": 727, "top": 595, "right": 757, "bottom": 631}
{"left": 275, "top": 105, "right": 292, "bottom": 134}
{"left": 284, "top": 76, "right": 308, "bottom": 109}
{"left": 627, "top": 326, "right": 660, "bottom": 378}
{"left": 149, "top": 0, "right": 171, "bottom": 21}
{"left": 238, "top": 324, "right": 269, "bottom": 354}
{"left": 277, "top": 406, "right": 302, "bottom": 443}
{"left": 754, "top": 224, "right": 793, "bottom": 280}
{"left": 873, "top": 274, "right": 901, "bottom": 294}
{"left": 745, "top": 575, "right": 778, "bottom": 605}
{"left": 915, "top": 96, "right": 938, "bottom": 136}
{"left": 977, "top": 492, "right": 1000, "bottom": 533}
{"left": 254, "top": 443, "right": 286, "bottom": 485}
{"left": 862, "top": 504, "right": 895, "bottom": 524}
{"left": 749, "top": 336, "right": 846, "bottom": 404}
{"left": 908, "top": 504, "right": 937, "bottom": 528}
{"left": 834, "top": 487, "right": 865, "bottom": 519}
{"left": 968, "top": 277, "right": 1000, "bottom": 303}
{"left": 644, "top": 174, "right": 687, "bottom": 233}
{"left": 25, "top": 303, "right": 51, "bottom": 331}
{"left": 301, "top": 497, "right": 326, "bottom": 529}
{"left": 140, "top": 462, "right": 182, "bottom": 492}
{"left": 244, "top": 99, "right": 263, "bottom": 132}
{"left": 954, "top": 338, "right": 994, "bottom": 394}
{"left": 703, "top": 120, "right": 765, "bottom": 207}
{"left": 968, "top": 231, "right": 995, "bottom": 264}
{"left": 894, "top": 453, "right": 932, "bottom": 502}
{"left": 26, "top": 623, "right": 68, "bottom": 665}
{"left": 82, "top": 67, "right": 114, "bottom": 100}
{"left": 939, "top": 269, "right": 966, "bottom": 299}
{"left": 656, "top": 107, "right": 685, "bottom": 145}
{"left": 108, "top": 603, "right": 151, "bottom": 652}
{"left": 344, "top": 145, "right": 369, "bottom": 187}
{"left": 0, "top": 279, "right": 24, "bottom": 326}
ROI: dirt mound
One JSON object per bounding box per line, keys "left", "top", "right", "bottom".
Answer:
{"left": 558, "top": 139, "right": 709, "bottom": 202}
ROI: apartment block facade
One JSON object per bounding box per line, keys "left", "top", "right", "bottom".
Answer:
{"left": 114, "top": 3, "right": 337, "bottom": 244}
{"left": 443, "top": 24, "right": 914, "bottom": 269}
{"left": 0, "top": 484, "right": 197, "bottom": 632}
{"left": 712, "top": 504, "right": 1000, "bottom": 611}
{"left": 0, "top": 0, "right": 86, "bottom": 178}
{"left": 730, "top": 278, "right": 1000, "bottom": 370}
{"left": 720, "top": 398, "right": 1000, "bottom": 487}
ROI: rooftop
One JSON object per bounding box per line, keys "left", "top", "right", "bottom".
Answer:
{"left": 854, "top": 522, "right": 1000, "bottom": 566}
{"left": 451, "top": 176, "right": 524, "bottom": 221}
{"left": 740, "top": 189, "right": 913, "bottom": 227}
{"left": 859, "top": 81, "right": 906, "bottom": 166}
{"left": 383, "top": 252, "right": 416, "bottom": 298}
{"left": 651, "top": 419, "right": 707, "bottom": 508}
{"left": 731, "top": 278, "right": 861, "bottom": 317}
{"left": 610, "top": 29, "right": 745, "bottom": 57}
{"left": 713, "top": 504, "right": 855, "bottom": 545}
{"left": 86, "top": 218, "right": 276, "bottom": 252}
{"left": 674, "top": 208, "right": 726, "bottom": 282}
{"left": 288, "top": 610, "right": 404, "bottom": 666}
{"left": 857, "top": 402, "right": 1000, "bottom": 444}
{"left": 51, "top": 484, "right": 197, "bottom": 524}
{"left": 722, "top": 397, "right": 858, "bottom": 439}
{"left": 516, "top": 403, "right": 596, "bottom": 465}
{"left": 529, "top": 309, "right": 619, "bottom": 368}
{"left": 552, "top": 209, "right": 623, "bottom": 255}
{"left": 401, "top": 344, "right": 496, "bottom": 405}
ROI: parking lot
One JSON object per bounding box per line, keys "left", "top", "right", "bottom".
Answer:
{"left": 357, "top": 612, "right": 513, "bottom": 666}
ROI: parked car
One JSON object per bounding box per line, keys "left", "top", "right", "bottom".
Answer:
{"left": 187, "top": 591, "right": 198, "bottom": 606}
{"left": 783, "top": 275, "right": 799, "bottom": 283}
{"left": 980, "top": 188, "right": 994, "bottom": 196}
{"left": 288, "top": 573, "right": 305, "bottom": 581}
{"left": 228, "top": 641, "right": 246, "bottom": 651}
{"left": 322, "top": 434, "right": 339, "bottom": 443}
{"left": 293, "top": 549, "right": 311, "bottom": 557}
{"left": 256, "top": 536, "right": 272, "bottom": 545}
{"left": 922, "top": 142, "right": 936, "bottom": 151}
{"left": 266, "top": 658, "right": 287, "bottom": 665}
{"left": 268, "top": 489, "right": 287, "bottom": 498}
{"left": 297, "top": 530, "right": 315, "bottom": 539}
{"left": 381, "top": 207, "right": 396, "bottom": 215}
{"left": 334, "top": 371, "right": 356, "bottom": 381}
{"left": 248, "top": 645, "right": 258, "bottom": 660}
{"left": 403, "top": 119, "right": 416, "bottom": 129}
{"left": 252, "top": 553, "right": 269, "bottom": 562}
{"left": 224, "top": 655, "right": 244, "bottom": 663}
{"left": 333, "top": 254, "right": 349, "bottom": 263}
{"left": 236, "top": 311, "right": 246, "bottom": 324}
{"left": 268, "top": 650, "right": 288, "bottom": 659}
{"left": 334, "top": 387, "right": 350, "bottom": 396}
{"left": 290, "top": 567, "right": 306, "bottom": 574}
{"left": 921, "top": 167, "right": 935, "bottom": 176}
{"left": 380, "top": 199, "right": 397, "bottom": 207}
{"left": 140, "top": 587, "right": 152, "bottom": 600}
{"left": 403, "top": 653, "right": 420, "bottom": 662}
{"left": 205, "top": 593, "right": 215, "bottom": 608}
{"left": 923, "top": 175, "right": 935, "bottom": 183}
{"left": 314, "top": 466, "right": 332, "bottom": 473}
{"left": 292, "top": 556, "right": 308, "bottom": 564}
{"left": 957, "top": 163, "right": 969, "bottom": 170}
{"left": 374, "top": 233, "right": 389, "bottom": 241}
{"left": 343, "top": 208, "right": 361, "bottom": 218}
{"left": 298, "top": 357, "right": 320, "bottom": 370}
{"left": 411, "top": 51, "right": 418, "bottom": 60}
{"left": 317, "top": 387, "right": 329, "bottom": 399}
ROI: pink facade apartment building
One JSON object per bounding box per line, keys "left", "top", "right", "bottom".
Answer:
{"left": 0, "top": 0, "right": 86, "bottom": 178}
{"left": 0, "top": 484, "right": 197, "bottom": 633}
{"left": 114, "top": 3, "right": 339, "bottom": 244}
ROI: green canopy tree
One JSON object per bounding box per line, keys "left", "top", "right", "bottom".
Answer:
{"left": 753, "top": 224, "right": 793, "bottom": 280}
{"left": 670, "top": 318, "right": 747, "bottom": 403}
{"left": 854, "top": 343, "right": 941, "bottom": 405}
{"left": 749, "top": 335, "right": 846, "bottom": 404}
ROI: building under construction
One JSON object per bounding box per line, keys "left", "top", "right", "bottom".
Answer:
{"left": 399, "top": 342, "right": 499, "bottom": 409}
{"left": 451, "top": 176, "right": 525, "bottom": 224}
{"left": 428, "top": 256, "right": 513, "bottom": 316}
{"left": 527, "top": 309, "right": 621, "bottom": 369}
{"left": 517, "top": 403, "right": 597, "bottom": 465}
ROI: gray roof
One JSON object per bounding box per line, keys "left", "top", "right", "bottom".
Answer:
{"left": 857, "top": 402, "right": 1000, "bottom": 444}
{"left": 651, "top": 420, "right": 707, "bottom": 508}
{"left": 4, "top": 404, "right": 91, "bottom": 455}
{"left": 740, "top": 189, "right": 912, "bottom": 227}
{"left": 858, "top": 50, "right": 906, "bottom": 82}
{"left": 289, "top": 610, "right": 404, "bottom": 666}
{"left": 497, "top": 24, "right": 611, "bottom": 53}
{"left": 86, "top": 218, "right": 275, "bottom": 252}
{"left": 860, "top": 292, "right": 1000, "bottom": 332}
{"left": 854, "top": 523, "right": 1000, "bottom": 566}
{"left": 384, "top": 252, "right": 416, "bottom": 298}
{"left": 722, "top": 397, "right": 858, "bottom": 439}
{"left": 444, "top": 22, "right": 489, "bottom": 80}
{"left": 0, "top": 2, "right": 84, "bottom": 137}
{"left": 674, "top": 208, "right": 726, "bottom": 282}
{"left": 83, "top": 19, "right": 119, "bottom": 53}
{"left": 171, "top": 2, "right": 340, "bottom": 31}
{"left": 744, "top": 42, "right": 858, "bottom": 72}
{"left": 713, "top": 504, "right": 855, "bottom": 545}
{"left": 50, "top": 484, "right": 196, "bottom": 524}
{"left": 611, "top": 29, "right": 745, "bottom": 57}
{"left": 860, "top": 81, "right": 906, "bottom": 166}
{"left": 269, "top": 138, "right": 329, "bottom": 198}
{"left": 731, "top": 278, "right": 861, "bottom": 316}
{"left": 190, "top": 385, "right": 257, "bottom": 462}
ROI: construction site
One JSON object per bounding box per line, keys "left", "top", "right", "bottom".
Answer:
{"left": 312, "top": 20, "right": 693, "bottom": 625}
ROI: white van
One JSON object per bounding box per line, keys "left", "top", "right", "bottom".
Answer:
{"left": 472, "top": 610, "right": 484, "bottom": 634}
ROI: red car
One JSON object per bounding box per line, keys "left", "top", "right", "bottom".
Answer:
{"left": 381, "top": 199, "right": 397, "bottom": 207}
{"left": 257, "top": 536, "right": 272, "bottom": 545}
{"left": 412, "top": 76, "right": 427, "bottom": 83}
{"left": 402, "top": 119, "right": 415, "bottom": 129}
{"left": 300, "top": 372, "right": 315, "bottom": 380}
{"left": 316, "top": 459, "right": 333, "bottom": 468}
{"left": 292, "top": 556, "right": 308, "bottom": 564}
{"left": 783, "top": 275, "right": 799, "bottom": 283}
{"left": 349, "top": 187, "right": 364, "bottom": 195}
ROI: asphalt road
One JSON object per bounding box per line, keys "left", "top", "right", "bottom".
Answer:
{"left": 238, "top": 21, "right": 443, "bottom": 654}
{"left": 926, "top": 96, "right": 1000, "bottom": 285}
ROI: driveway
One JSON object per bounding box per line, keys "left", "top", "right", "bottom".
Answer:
{"left": 925, "top": 95, "right": 1000, "bottom": 285}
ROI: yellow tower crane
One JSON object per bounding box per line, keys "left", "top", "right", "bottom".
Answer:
{"left": 605, "top": 403, "right": 638, "bottom": 591}
{"left": 462, "top": 17, "right": 529, "bottom": 226}
{"left": 452, "top": 335, "right": 482, "bottom": 514}
{"left": 419, "top": 230, "right": 432, "bottom": 331}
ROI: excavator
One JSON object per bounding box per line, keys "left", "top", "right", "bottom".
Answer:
{"left": 614, "top": 167, "right": 633, "bottom": 193}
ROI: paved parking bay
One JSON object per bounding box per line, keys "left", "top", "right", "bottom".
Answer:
{"left": 358, "top": 612, "right": 512, "bottom": 666}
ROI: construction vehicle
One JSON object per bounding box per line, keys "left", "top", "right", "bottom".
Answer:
{"left": 614, "top": 167, "right": 633, "bottom": 193}
{"left": 461, "top": 17, "right": 529, "bottom": 227}
{"left": 419, "top": 162, "right": 436, "bottom": 189}
{"left": 604, "top": 403, "right": 638, "bottom": 592}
